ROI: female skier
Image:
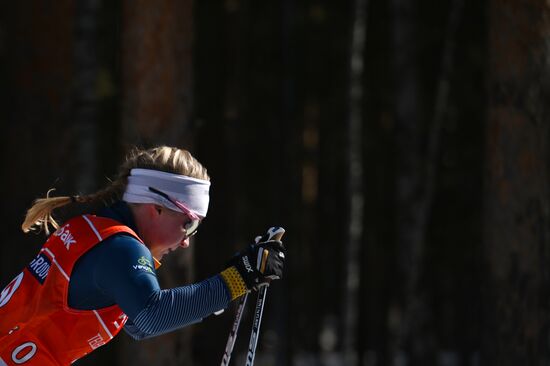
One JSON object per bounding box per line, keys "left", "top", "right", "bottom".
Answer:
{"left": 0, "top": 145, "right": 285, "bottom": 365}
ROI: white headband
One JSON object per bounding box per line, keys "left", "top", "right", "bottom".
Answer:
{"left": 122, "top": 168, "right": 211, "bottom": 218}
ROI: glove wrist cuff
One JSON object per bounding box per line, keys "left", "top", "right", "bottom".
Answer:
{"left": 220, "top": 266, "right": 249, "bottom": 300}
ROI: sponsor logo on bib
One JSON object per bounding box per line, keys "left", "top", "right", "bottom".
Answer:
{"left": 27, "top": 253, "right": 51, "bottom": 284}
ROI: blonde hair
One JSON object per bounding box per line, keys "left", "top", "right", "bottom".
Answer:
{"left": 22, "top": 146, "right": 210, "bottom": 235}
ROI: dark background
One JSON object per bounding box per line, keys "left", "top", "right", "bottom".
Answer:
{"left": 0, "top": 0, "right": 549, "bottom": 365}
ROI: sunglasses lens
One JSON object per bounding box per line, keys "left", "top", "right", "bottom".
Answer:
{"left": 185, "top": 219, "right": 200, "bottom": 237}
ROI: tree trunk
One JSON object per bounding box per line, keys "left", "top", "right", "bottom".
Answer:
{"left": 72, "top": 0, "right": 100, "bottom": 194}
{"left": 118, "top": 1, "right": 195, "bottom": 365}
{"left": 482, "top": 0, "right": 550, "bottom": 364}
{"left": 343, "top": 0, "right": 367, "bottom": 364}
{"left": 0, "top": 1, "right": 74, "bottom": 294}
{"left": 390, "top": 0, "right": 433, "bottom": 363}
{"left": 120, "top": 0, "right": 194, "bottom": 148}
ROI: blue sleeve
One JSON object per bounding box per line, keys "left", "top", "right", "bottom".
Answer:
{"left": 123, "top": 275, "right": 230, "bottom": 340}
{"left": 93, "top": 235, "right": 232, "bottom": 339}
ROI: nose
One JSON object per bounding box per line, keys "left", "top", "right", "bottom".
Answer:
{"left": 180, "top": 237, "right": 190, "bottom": 248}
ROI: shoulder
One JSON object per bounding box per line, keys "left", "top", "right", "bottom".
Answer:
{"left": 103, "top": 233, "right": 147, "bottom": 252}
{"left": 92, "top": 233, "right": 158, "bottom": 285}
{"left": 97, "top": 233, "right": 153, "bottom": 268}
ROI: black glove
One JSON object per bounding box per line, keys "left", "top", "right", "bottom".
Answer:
{"left": 229, "top": 239, "right": 286, "bottom": 289}
{"left": 220, "top": 227, "right": 286, "bottom": 300}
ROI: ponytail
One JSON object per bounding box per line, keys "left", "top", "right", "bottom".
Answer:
{"left": 21, "top": 190, "right": 73, "bottom": 234}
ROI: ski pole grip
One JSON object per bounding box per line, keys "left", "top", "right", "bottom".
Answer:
{"left": 264, "top": 226, "right": 285, "bottom": 242}
{"left": 258, "top": 227, "right": 285, "bottom": 282}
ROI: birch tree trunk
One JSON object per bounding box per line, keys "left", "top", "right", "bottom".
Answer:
{"left": 482, "top": 0, "right": 550, "bottom": 364}
{"left": 343, "top": 0, "right": 367, "bottom": 364}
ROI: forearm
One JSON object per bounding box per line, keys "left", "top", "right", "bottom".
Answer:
{"left": 124, "top": 275, "right": 230, "bottom": 340}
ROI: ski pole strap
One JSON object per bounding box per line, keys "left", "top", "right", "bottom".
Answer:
{"left": 220, "top": 266, "right": 248, "bottom": 300}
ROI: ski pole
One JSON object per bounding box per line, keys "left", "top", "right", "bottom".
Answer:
{"left": 245, "top": 227, "right": 285, "bottom": 366}
{"left": 245, "top": 284, "right": 268, "bottom": 366}
{"left": 220, "top": 293, "right": 249, "bottom": 366}
{"left": 220, "top": 227, "right": 285, "bottom": 366}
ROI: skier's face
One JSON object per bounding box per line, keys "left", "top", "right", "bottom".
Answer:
{"left": 135, "top": 204, "right": 195, "bottom": 260}
{"left": 149, "top": 206, "right": 193, "bottom": 258}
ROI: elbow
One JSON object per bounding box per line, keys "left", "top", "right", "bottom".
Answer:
{"left": 123, "top": 320, "right": 154, "bottom": 341}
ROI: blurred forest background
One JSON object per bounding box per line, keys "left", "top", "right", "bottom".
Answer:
{"left": 0, "top": 0, "right": 549, "bottom": 365}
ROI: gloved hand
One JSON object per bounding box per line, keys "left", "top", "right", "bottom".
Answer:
{"left": 220, "top": 227, "right": 286, "bottom": 300}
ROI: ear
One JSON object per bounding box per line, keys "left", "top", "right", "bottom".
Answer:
{"left": 149, "top": 203, "right": 162, "bottom": 216}
{"left": 141, "top": 203, "right": 161, "bottom": 217}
